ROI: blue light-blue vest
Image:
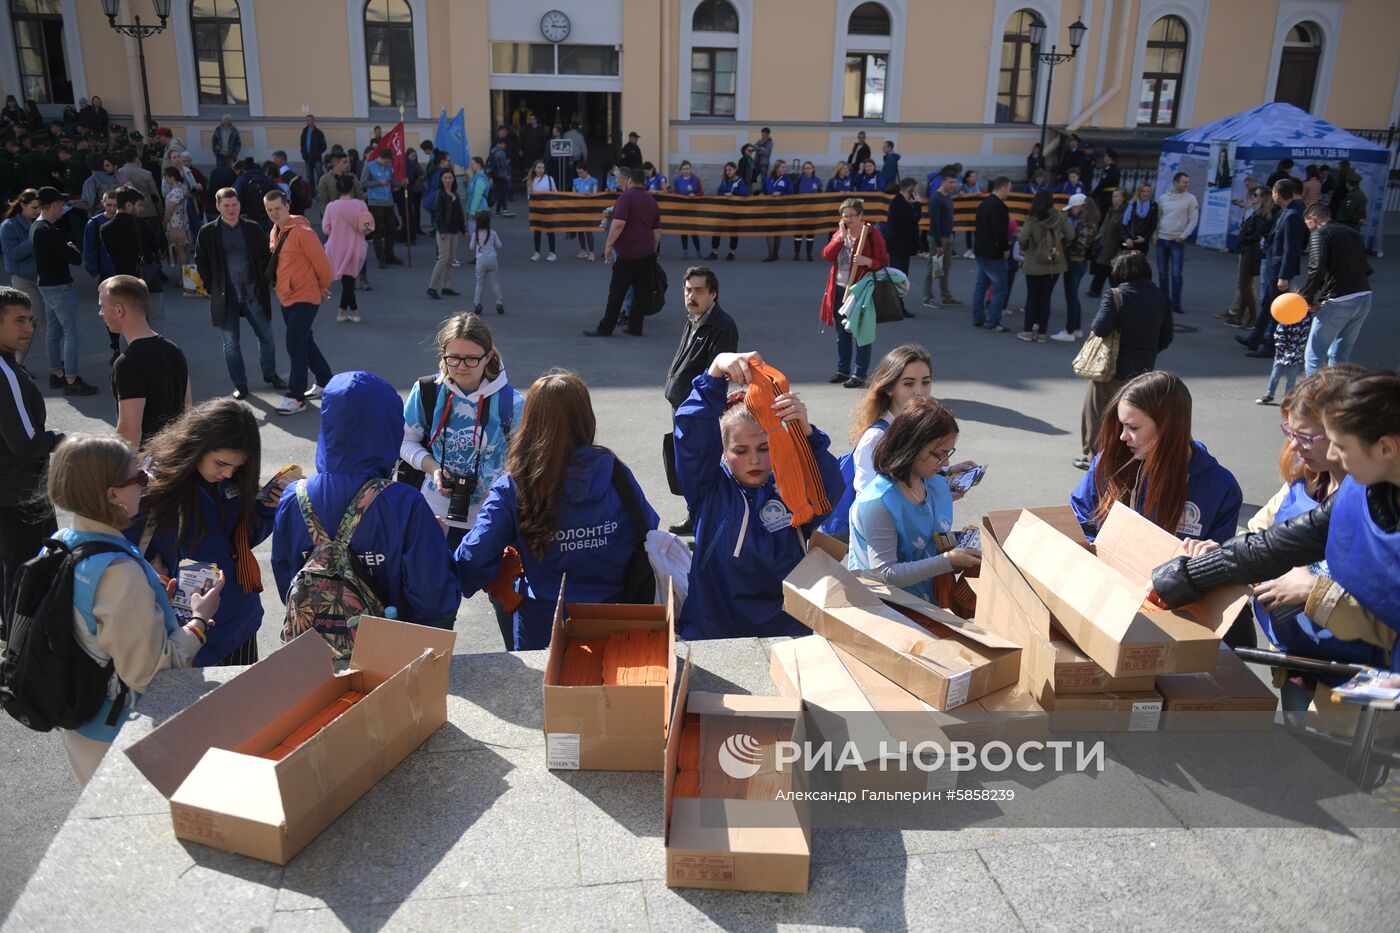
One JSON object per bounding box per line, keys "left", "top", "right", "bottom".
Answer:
{"left": 57, "top": 527, "right": 180, "bottom": 743}
{"left": 847, "top": 473, "right": 954, "bottom": 603}
{"left": 1326, "top": 478, "right": 1400, "bottom": 670}
{"left": 818, "top": 417, "right": 888, "bottom": 540}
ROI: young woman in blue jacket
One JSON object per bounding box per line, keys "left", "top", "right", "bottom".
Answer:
{"left": 828, "top": 163, "right": 854, "bottom": 193}
{"left": 672, "top": 159, "right": 704, "bottom": 258}
{"left": 673, "top": 351, "right": 845, "bottom": 640}
{"left": 708, "top": 161, "right": 748, "bottom": 261}
{"left": 762, "top": 160, "right": 795, "bottom": 262}
{"left": 453, "top": 370, "right": 659, "bottom": 651}
{"left": 793, "top": 160, "right": 823, "bottom": 261}
{"left": 1071, "top": 371, "right": 1243, "bottom": 543}
{"left": 131, "top": 398, "right": 287, "bottom": 666}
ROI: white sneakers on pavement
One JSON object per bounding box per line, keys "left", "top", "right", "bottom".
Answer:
{"left": 303, "top": 383, "right": 323, "bottom": 399}
{"left": 277, "top": 397, "right": 306, "bottom": 416}
{"left": 546, "top": 252, "right": 557, "bottom": 262}
{"left": 530, "top": 251, "right": 540, "bottom": 261}
{"left": 1049, "top": 330, "right": 1080, "bottom": 342}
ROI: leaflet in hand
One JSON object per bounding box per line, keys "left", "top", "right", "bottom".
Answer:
{"left": 1333, "top": 670, "right": 1400, "bottom": 709}
{"left": 955, "top": 526, "right": 982, "bottom": 552}
{"left": 172, "top": 560, "right": 220, "bottom": 625}
{"left": 947, "top": 464, "right": 987, "bottom": 495}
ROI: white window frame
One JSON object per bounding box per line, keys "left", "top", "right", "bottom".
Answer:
{"left": 347, "top": 0, "right": 430, "bottom": 120}
{"left": 831, "top": 0, "right": 904, "bottom": 123}
{"left": 1264, "top": 0, "right": 1342, "bottom": 117}
{"left": 983, "top": 0, "right": 1057, "bottom": 126}
{"left": 0, "top": 0, "right": 88, "bottom": 107}
{"left": 173, "top": 0, "right": 265, "bottom": 117}
{"left": 1127, "top": 0, "right": 1207, "bottom": 129}
{"left": 678, "top": 0, "right": 750, "bottom": 122}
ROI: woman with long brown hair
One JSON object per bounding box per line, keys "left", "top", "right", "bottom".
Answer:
{"left": 453, "top": 370, "right": 658, "bottom": 650}
{"left": 1071, "top": 371, "right": 1242, "bottom": 543}
{"left": 129, "top": 398, "right": 288, "bottom": 666}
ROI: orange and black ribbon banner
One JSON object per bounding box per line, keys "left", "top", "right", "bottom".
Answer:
{"left": 527, "top": 191, "right": 1068, "bottom": 237}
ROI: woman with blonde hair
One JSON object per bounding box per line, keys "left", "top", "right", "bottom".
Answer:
{"left": 45, "top": 434, "right": 223, "bottom": 784}
{"left": 453, "top": 370, "right": 657, "bottom": 650}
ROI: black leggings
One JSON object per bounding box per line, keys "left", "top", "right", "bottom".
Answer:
{"left": 339, "top": 275, "right": 357, "bottom": 310}
{"left": 711, "top": 235, "right": 738, "bottom": 253}
{"left": 679, "top": 234, "right": 702, "bottom": 252}
{"left": 533, "top": 231, "right": 556, "bottom": 252}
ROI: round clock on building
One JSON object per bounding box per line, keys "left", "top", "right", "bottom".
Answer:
{"left": 540, "top": 10, "right": 571, "bottom": 43}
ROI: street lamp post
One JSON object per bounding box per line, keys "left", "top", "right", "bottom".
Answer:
{"left": 1027, "top": 17, "right": 1088, "bottom": 153}
{"left": 100, "top": 0, "right": 172, "bottom": 136}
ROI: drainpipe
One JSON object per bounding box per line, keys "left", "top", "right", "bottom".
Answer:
{"left": 660, "top": 0, "right": 671, "bottom": 173}
{"left": 1064, "top": 0, "right": 1134, "bottom": 138}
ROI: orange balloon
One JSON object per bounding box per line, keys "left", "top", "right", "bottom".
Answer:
{"left": 1271, "top": 292, "right": 1309, "bottom": 325}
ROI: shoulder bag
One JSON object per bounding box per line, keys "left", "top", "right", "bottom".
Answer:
{"left": 1072, "top": 287, "right": 1121, "bottom": 382}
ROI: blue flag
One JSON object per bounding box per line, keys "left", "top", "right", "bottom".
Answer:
{"left": 446, "top": 108, "right": 469, "bottom": 169}
{"left": 432, "top": 108, "right": 449, "bottom": 157}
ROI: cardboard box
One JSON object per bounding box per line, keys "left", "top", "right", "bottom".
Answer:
{"left": 125, "top": 617, "right": 456, "bottom": 864}
{"left": 782, "top": 548, "right": 1021, "bottom": 710}
{"left": 1155, "top": 645, "right": 1279, "bottom": 731}
{"left": 665, "top": 658, "right": 810, "bottom": 894}
{"left": 1000, "top": 504, "right": 1250, "bottom": 678}
{"left": 542, "top": 585, "right": 677, "bottom": 771}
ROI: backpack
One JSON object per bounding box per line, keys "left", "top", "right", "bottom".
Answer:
{"left": 241, "top": 174, "right": 274, "bottom": 219}
{"left": 286, "top": 171, "right": 312, "bottom": 215}
{"left": 423, "top": 168, "right": 442, "bottom": 213}
{"left": 817, "top": 418, "right": 889, "bottom": 539}
{"left": 0, "top": 538, "right": 132, "bottom": 733}
{"left": 1032, "top": 216, "right": 1064, "bottom": 266}
{"left": 644, "top": 257, "right": 668, "bottom": 316}
{"left": 394, "top": 381, "right": 515, "bottom": 490}
{"left": 281, "top": 478, "right": 391, "bottom": 658}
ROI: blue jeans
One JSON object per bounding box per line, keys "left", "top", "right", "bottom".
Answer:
{"left": 1248, "top": 273, "right": 1281, "bottom": 347}
{"left": 971, "top": 258, "right": 1009, "bottom": 327}
{"left": 832, "top": 285, "right": 872, "bottom": 378}
{"left": 221, "top": 296, "right": 278, "bottom": 387}
{"left": 37, "top": 284, "right": 80, "bottom": 377}
{"left": 1156, "top": 239, "right": 1185, "bottom": 310}
{"left": 282, "top": 302, "right": 333, "bottom": 398}
{"left": 492, "top": 176, "right": 511, "bottom": 212}
{"left": 1063, "top": 259, "right": 1087, "bottom": 332}
{"left": 1304, "top": 292, "right": 1372, "bottom": 374}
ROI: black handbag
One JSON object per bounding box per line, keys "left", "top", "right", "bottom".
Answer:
{"left": 644, "top": 255, "right": 668, "bottom": 317}
{"left": 870, "top": 270, "right": 904, "bottom": 324}
{"left": 609, "top": 455, "right": 656, "bottom": 604}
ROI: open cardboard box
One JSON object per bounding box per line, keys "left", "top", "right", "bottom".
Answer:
{"left": 542, "top": 582, "right": 677, "bottom": 771}
{"left": 782, "top": 546, "right": 1020, "bottom": 710}
{"left": 125, "top": 617, "right": 456, "bottom": 864}
{"left": 1000, "top": 504, "right": 1250, "bottom": 678}
{"left": 665, "top": 656, "right": 810, "bottom": 894}
{"left": 1156, "top": 645, "right": 1279, "bottom": 731}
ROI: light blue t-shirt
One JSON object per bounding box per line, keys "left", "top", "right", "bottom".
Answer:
{"left": 365, "top": 160, "right": 394, "bottom": 205}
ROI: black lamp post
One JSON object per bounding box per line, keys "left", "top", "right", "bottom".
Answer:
{"left": 100, "top": 0, "right": 171, "bottom": 135}
{"left": 1028, "top": 16, "right": 1088, "bottom": 151}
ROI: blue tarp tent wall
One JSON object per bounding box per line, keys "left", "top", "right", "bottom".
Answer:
{"left": 1156, "top": 102, "right": 1390, "bottom": 251}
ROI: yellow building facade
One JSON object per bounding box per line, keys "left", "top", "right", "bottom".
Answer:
{"left": 3, "top": 0, "right": 1396, "bottom": 178}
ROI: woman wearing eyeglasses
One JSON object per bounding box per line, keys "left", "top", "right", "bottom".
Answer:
{"left": 125, "top": 398, "right": 284, "bottom": 668}
{"left": 401, "top": 313, "right": 524, "bottom": 550}
{"left": 46, "top": 434, "right": 224, "bottom": 785}
{"left": 846, "top": 396, "right": 981, "bottom": 603}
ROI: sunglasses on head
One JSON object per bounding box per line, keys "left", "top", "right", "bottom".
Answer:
{"left": 114, "top": 469, "right": 149, "bottom": 489}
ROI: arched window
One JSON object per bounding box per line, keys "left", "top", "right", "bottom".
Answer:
{"left": 691, "top": 0, "right": 737, "bottom": 33}
{"left": 10, "top": 0, "right": 70, "bottom": 103}
{"left": 996, "top": 10, "right": 1040, "bottom": 124}
{"left": 365, "top": 0, "right": 416, "bottom": 109}
{"left": 848, "top": 2, "right": 889, "bottom": 35}
{"left": 1275, "top": 22, "right": 1322, "bottom": 112}
{"left": 691, "top": 0, "right": 738, "bottom": 116}
{"left": 191, "top": 0, "right": 247, "bottom": 105}
{"left": 1137, "top": 15, "right": 1186, "bottom": 126}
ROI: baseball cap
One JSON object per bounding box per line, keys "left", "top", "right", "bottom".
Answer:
{"left": 628, "top": 131, "right": 640, "bottom": 139}
{"left": 1346, "top": 171, "right": 1362, "bottom": 184}
{"left": 1067, "top": 193, "right": 1087, "bottom": 208}
{"left": 36, "top": 186, "right": 64, "bottom": 205}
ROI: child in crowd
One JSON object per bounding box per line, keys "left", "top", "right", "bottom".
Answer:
{"left": 527, "top": 160, "right": 557, "bottom": 261}
{"left": 471, "top": 211, "right": 505, "bottom": 315}
{"left": 1257, "top": 309, "right": 1313, "bottom": 405}
{"left": 572, "top": 163, "right": 598, "bottom": 260}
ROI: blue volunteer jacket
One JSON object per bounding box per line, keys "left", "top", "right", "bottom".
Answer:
{"left": 827, "top": 176, "right": 854, "bottom": 193}
{"left": 764, "top": 175, "right": 794, "bottom": 196}
{"left": 453, "top": 447, "right": 659, "bottom": 651}
{"left": 674, "top": 373, "right": 845, "bottom": 640}
{"left": 128, "top": 480, "right": 276, "bottom": 665}
{"left": 796, "top": 176, "right": 823, "bottom": 194}
{"left": 271, "top": 371, "right": 460, "bottom": 628}
{"left": 1070, "top": 440, "right": 1243, "bottom": 543}
{"left": 856, "top": 172, "right": 881, "bottom": 192}
{"left": 718, "top": 177, "right": 748, "bottom": 197}
{"left": 673, "top": 174, "right": 702, "bottom": 196}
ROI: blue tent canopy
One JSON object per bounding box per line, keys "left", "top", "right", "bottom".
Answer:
{"left": 1164, "top": 102, "right": 1389, "bottom": 163}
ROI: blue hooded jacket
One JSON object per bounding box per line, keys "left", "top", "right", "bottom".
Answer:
{"left": 1070, "top": 440, "right": 1243, "bottom": 543}
{"left": 674, "top": 373, "right": 845, "bottom": 640}
{"left": 453, "top": 447, "right": 659, "bottom": 651}
{"left": 271, "top": 371, "right": 460, "bottom": 628}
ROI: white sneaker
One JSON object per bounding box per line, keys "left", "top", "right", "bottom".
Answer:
{"left": 451, "top": 260, "right": 461, "bottom": 268}
{"left": 587, "top": 252, "right": 595, "bottom": 261}
{"left": 546, "top": 252, "right": 556, "bottom": 262}
{"left": 962, "top": 249, "right": 975, "bottom": 259}
{"left": 337, "top": 309, "right": 348, "bottom": 323}
{"left": 303, "top": 383, "right": 323, "bottom": 400}
{"left": 1049, "top": 329, "right": 1078, "bottom": 342}
{"left": 530, "top": 251, "right": 540, "bottom": 262}
{"left": 576, "top": 250, "right": 587, "bottom": 260}
{"left": 348, "top": 310, "right": 363, "bottom": 324}
{"left": 277, "top": 397, "right": 306, "bottom": 416}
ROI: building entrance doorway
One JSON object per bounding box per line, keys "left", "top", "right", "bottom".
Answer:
{"left": 492, "top": 90, "right": 619, "bottom": 186}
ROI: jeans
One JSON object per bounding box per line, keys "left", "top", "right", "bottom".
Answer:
{"left": 832, "top": 286, "right": 872, "bottom": 377}
{"left": 1023, "top": 273, "right": 1058, "bottom": 334}
{"left": 971, "top": 258, "right": 1009, "bottom": 327}
{"left": 1304, "top": 292, "right": 1372, "bottom": 374}
{"left": 1248, "top": 274, "right": 1282, "bottom": 347}
{"left": 1155, "top": 239, "right": 1185, "bottom": 311}
{"left": 1088, "top": 261, "right": 1109, "bottom": 296}
{"left": 306, "top": 159, "right": 324, "bottom": 188}
{"left": 597, "top": 255, "right": 654, "bottom": 335}
{"left": 922, "top": 237, "right": 955, "bottom": 302}
{"left": 220, "top": 296, "right": 278, "bottom": 387}
{"left": 492, "top": 176, "right": 511, "bottom": 212}
{"left": 1062, "top": 260, "right": 1087, "bottom": 332}
{"left": 37, "top": 284, "right": 80, "bottom": 377}
{"left": 282, "top": 302, "right": 333, "bottom": 398}
{"left": 1230, "top": 254, "right": 1259, "bottom": 324}
{"left": 1266, "top": 360, "right": 1302, "bottom": 398}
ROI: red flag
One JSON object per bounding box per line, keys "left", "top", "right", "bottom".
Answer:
{"left": 369, "top": 121, "right": 407, "bottom": 183}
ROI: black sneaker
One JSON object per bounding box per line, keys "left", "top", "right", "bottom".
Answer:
{"left": 843, "top": 376, "right": 867, "bottom": 389}
{"left": 426, "top": 288, "right": 440, "bottom": 299}
{"left": 668, "top": 518, "right": 694, "bottom": 536}
{"left": 442, "top": 288, "right": 460, "bottom": 296}
{"left": 232, "top": 384, "right": 250, "bottom": 400}
{"left": 49, "top": 373, "right": 65, "bottom": 389}
{"left": 828, "top": 373, "right": 849, "bottom": 384}
{"left": 496, "top": 304, "right": 505, "bottom": 315}
{"left": 63, "top": 377, "right": 98, "bottom": 397}
{"left": 706, "top": 252, "right": 718, "bottom": 260}
{"left": 265, "top": 374, "right": 288, "bottom": 390}
{"left": 474, "top": 304, "right": 483, "bottom": 314}
{"left": 725, "top": 252, "right": 735, "bottom": 261}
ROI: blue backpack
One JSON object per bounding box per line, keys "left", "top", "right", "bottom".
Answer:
{"left": 423, "top": 168, "right": 442, "bottom": 213}
{"left": 817, "top": 418, "right": 888, "bottom": 539}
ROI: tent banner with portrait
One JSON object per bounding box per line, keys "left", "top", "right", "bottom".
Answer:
{"left": 1156, "top": 102, "right": 1390, "bottom": 252}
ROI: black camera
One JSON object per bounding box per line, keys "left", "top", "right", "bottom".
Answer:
{"left": 440, "top": 470, "right": 478, "bottom": 524}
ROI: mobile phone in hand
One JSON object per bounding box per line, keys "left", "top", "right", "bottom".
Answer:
{"left": 947, "top": 464, "right": 987, "bottom": 494}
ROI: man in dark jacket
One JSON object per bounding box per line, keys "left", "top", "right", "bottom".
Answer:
{"left": 619, "top": 132, "right": 643, "bottom": 170}
{"left": 662, "top": 265, "right": 738, "bottom": 535}
{"left": 885, "top": 177, "right": 921, "bottom": 317}
{"left": 1298, "top": 203, "right": 1372, "bottom": 374}
{"left": 195, "top": 187, "right": 285, "bottom": 399}
{"left": 300, "top": 114, "right": 327, "bottom": 187}
{"left": 101, "top": 185, "right": 165, "bottom": 326}
{"left": 206, "top": 155, "right": 237, "bottom": 218}
{"left": 0, "top": 286, "right": 62, "bottom": 623}
{"left": 970, "top": 176, "right": 1012, "bottom": 331}
{"left": 1238, "top": 178, "right": 1305, "bottom": 355}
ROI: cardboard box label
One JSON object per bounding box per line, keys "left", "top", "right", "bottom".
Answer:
{"left": 1128, "top": 701, "right": 1162, "bottom": 732}
{"left": 546, "top": 732, "right": 581, "bottom": 770}
{"left": 1120, "top": 645, "right": 1168, "bottom": 673}
{"left": 671, "top": 854, "right": 736, "bottom": 882}
{"left": 945, "top": 670, "right": 972, "bottom": 709}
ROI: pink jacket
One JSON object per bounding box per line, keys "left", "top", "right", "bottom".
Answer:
{"left": 321, "top": 197, "right": 374, "bottom": 279}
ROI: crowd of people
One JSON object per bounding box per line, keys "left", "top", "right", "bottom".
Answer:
{"left": 0, "top": 112, "right": 1395, "bottom": 788}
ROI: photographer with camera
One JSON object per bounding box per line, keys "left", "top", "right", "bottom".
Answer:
{"left": 400, "top": 314, "right": 524, "bottom": 550}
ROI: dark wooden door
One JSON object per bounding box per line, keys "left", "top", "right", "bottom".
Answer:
{"left": 1275, "top": 48, "right": 1320, "bottom": 112}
